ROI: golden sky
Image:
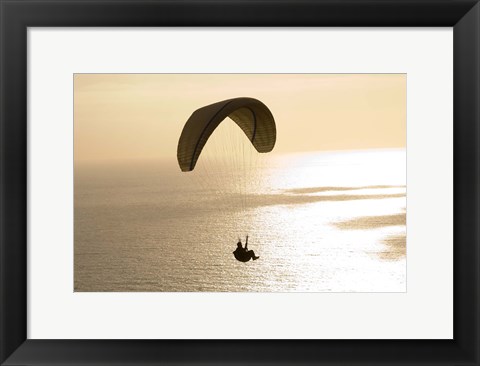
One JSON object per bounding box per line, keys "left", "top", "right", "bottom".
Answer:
{"left": 74, "top": 74, "right": 406, "bottom": 162}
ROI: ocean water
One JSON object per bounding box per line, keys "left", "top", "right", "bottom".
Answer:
{"left": 74, "top": 149, "right": 406, "bottom": 292}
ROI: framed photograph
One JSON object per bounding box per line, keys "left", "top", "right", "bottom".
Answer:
{"left": 1, "top": 0, "right": 478, "bottom": 365}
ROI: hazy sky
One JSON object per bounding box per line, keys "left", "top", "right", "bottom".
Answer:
{"left": 74, "top": 74, "right": 406, "bottom": 162}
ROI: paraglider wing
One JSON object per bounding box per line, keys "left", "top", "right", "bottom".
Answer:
{"left": 177, "top": 97, "right": 276, "bottom": 172}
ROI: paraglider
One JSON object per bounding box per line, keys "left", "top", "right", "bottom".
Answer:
{"left": 177, "top": 97, "right": 276, "bottom": 172}
{"left": 233, "top": 235, "right": 259, "bottom": 262}
{"left": 177, "top": 97, "right": 276, "bottom": 262}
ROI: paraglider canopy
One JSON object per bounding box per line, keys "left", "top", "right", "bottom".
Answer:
{"left": 177, "top": 97, "right": 276, "bottom": 172}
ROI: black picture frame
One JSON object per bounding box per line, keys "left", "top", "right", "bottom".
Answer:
{"left": 1, "top": 1, "right": 479, "bottom": 365}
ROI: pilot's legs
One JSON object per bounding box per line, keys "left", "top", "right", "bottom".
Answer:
{"left": 247, "top": 250, "right": 259, "bottom": 260}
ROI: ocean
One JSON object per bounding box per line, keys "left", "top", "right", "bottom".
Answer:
{"left": 74, "top": 149, "right": 406, "bottom": 292}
